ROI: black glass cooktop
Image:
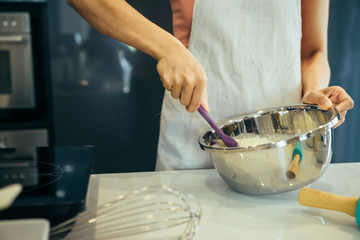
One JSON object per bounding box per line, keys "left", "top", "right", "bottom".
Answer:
{"left": 0, "top": 145, "right": 94, "bottom": 226}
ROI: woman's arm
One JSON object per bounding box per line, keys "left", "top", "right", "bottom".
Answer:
{"left": 66, "top": 0, "right": 209, "bottom": 112}
{"left": 301, "top": 0, "right": 354, "bottom": 127}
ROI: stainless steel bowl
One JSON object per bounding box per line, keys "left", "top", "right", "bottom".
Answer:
{"left": 198, "top": 105, "right": 339, "bottom": 195}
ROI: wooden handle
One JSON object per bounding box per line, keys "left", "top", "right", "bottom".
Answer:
{"left": 298, "top": 187, "right": 358, "bottom": 217}
{"left": 286, "top": 154, "right": 301, "bottom": 179}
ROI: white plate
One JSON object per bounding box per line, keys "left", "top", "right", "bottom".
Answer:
{"left": 0, "top": 218, "right": 49, "bottom": 240}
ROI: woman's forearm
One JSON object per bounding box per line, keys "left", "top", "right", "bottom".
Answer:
{"left": 300, "top": 0, "right": 354, "bottom": 125}
{"left": 301, "top": 51, "right": 330, "bottom": 94}
{"left": 66, "top": 0, "right": 209, "bottom": 112}
{"left": 301, "top": 0, "right": 330, "bottom": 95}
{"left": 66, "top": 0, "right": 184, "bottom": 60}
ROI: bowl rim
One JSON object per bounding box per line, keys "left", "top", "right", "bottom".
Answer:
{"left": 198, "top": 104, "right": 339, "bottom": 152}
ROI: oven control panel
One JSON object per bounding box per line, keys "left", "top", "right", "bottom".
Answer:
{"left": 0, "top": 13, "right": 30, "bottom": 33}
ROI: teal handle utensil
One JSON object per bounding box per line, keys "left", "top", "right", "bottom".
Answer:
{"left": 286, "top": 141, "right": 303, "bottom": 179}
{"left": 299, "top": 187, "right": 360, "bottom": 228}
{"left": 356, "top": 199, "right": 360, "bottom": 227}
{"left": 292, "top": 141, "right": 303, "bottom": 161}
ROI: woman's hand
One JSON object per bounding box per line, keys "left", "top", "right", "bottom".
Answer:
{"left": 156, "top": 47, "right": 209, "bottom": 113}
{"left": 302, "top": 86, "right": 354, "bottom": 127}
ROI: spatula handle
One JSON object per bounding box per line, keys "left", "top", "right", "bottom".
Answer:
{"left": 298, "top": 187, "right": 358, "bottom": 217}
{"left": 197, "top": 106, "right": 220, "bottom": 132}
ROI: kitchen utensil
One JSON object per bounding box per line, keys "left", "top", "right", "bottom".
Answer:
{"left": 286, "top": 141, "right": 303, "bottom": 179}
{"left": 299, "top": 187, "right": 360, "bottom": 227}
{"left": 198, "top": 104, "right": 339, "bottom": 195}
{"left": 0, "top": 184, "right": 22, "bottom": 211}
{"left": 50, "top": 185, "right": 201, "bottom": 240}
{"left": 197, "top": 106, "right": 238, "bottom": 147}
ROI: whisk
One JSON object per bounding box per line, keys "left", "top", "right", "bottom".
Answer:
{"left": 50, "top": 185, "right": 201, "bottom": 240}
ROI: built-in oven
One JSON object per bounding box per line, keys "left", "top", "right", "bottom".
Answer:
{"left": 0, "top": 10, "right": 50, "bottom": 148}
{"left": 0, "top": 12, "right": 35, "bottom": 110}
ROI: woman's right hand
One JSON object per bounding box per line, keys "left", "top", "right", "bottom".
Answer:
{"left": 156, "top": 46, "right": 209, "bottom": 113}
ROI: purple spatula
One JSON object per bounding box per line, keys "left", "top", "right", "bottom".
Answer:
{"left": 197, "top": 106, "right": 239, "bottom": 147}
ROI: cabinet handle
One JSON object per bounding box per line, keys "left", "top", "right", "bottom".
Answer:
{"left": 0, "top": 36, "right": 25, "bottom": 43}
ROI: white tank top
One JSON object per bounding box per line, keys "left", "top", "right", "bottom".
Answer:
{"left": 156, "top": 0, "right": 302, "bottom": 170}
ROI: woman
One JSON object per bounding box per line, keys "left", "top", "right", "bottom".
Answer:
{"left": 67, "top": 0, "right": 354, "bottom": 170}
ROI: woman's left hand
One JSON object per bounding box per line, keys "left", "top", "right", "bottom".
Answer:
{"left": 302, "top": 86, "right": 354, "bottom": 128}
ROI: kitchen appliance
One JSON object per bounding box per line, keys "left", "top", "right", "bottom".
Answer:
{"left": 0, "top": 145, "right": 94, "bottom": 227}
{"left": 0, "top": 12, "right": 35, "bottom": 109}
{"left": 0, "top": 3, "right": 52, "bottom": 148}
{"left": 198, "top": 104, "right": 339, "bottom": 195}
{"left": 0, "top": 129, "right": 48, "bottom": 148}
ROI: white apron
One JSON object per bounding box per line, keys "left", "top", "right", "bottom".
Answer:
{"left": 156, "top": 0, "right": 302, "bottom": 170}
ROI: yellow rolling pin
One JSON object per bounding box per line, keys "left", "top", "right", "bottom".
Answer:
{"left": 298, "top": 187, "right": 360, "bottom": 227}
{"left": 286, "top": 141, "right": 303, "bottom": 179}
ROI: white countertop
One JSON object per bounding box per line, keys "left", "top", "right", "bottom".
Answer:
{"left": 85, "top": 162, "right": 360, "bottom": 240}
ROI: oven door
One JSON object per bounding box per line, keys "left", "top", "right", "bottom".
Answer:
{"left": 0, "top": 34, "right": 35, "bottom": 109}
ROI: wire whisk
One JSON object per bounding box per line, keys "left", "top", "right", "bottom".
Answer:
{"left": 50, "top": 185, "right": 201, "bottom": 240}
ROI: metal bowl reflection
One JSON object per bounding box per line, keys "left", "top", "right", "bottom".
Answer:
{"left": 198, "top": 105, "right": 339, "bottom": 195}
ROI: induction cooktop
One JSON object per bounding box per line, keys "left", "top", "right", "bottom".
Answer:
{"left": 0, "top": 145, "right": 94, "bottom": 226}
